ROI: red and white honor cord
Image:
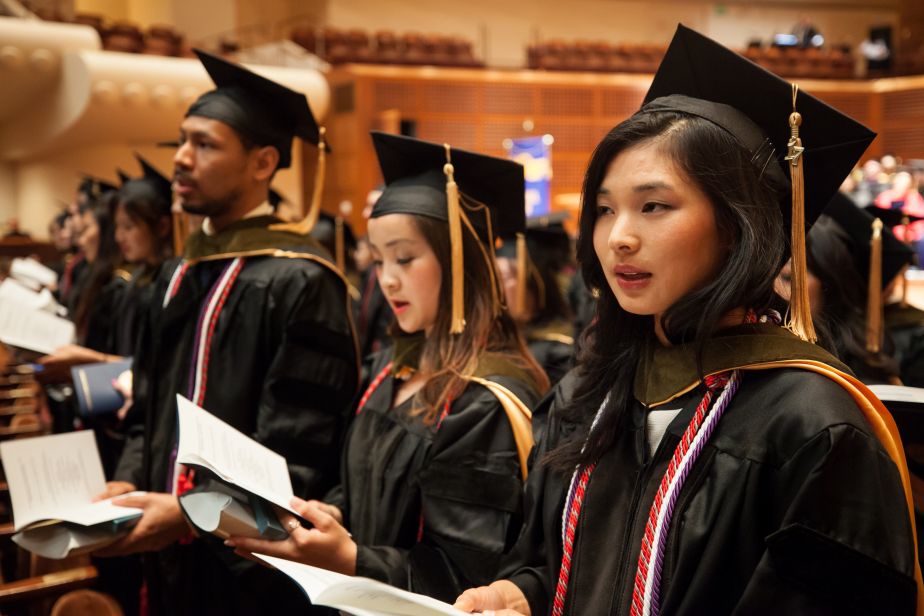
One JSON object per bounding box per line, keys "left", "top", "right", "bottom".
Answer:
{"left": 552, "top": 371, "right": 741, "bottom": 616}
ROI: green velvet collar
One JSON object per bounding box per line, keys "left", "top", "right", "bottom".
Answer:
{"left": 634, "top": 322, "right": 850, "bottom": 407}
{"left": 184, "top": 215, "right": 325, "bottom": 261}
{"left": 390, "top": 331, "right": 540, "bottom": 392}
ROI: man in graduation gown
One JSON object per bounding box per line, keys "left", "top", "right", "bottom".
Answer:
{"left": 100, "top": 50, "right": 359, "bottom": 615}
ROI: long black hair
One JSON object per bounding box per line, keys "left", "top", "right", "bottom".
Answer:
{"left": 74, "top": 192, "right": 122, "bottom": 343}
{"left": 547, "top": 110, "right": 787, "bottom": 471}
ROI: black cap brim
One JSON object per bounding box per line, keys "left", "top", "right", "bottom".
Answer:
{"left": 865, "top": 205, "right": 924, "bottom": 229}
{"left": 370, "top": 131, "right": 526, "bottom": 238}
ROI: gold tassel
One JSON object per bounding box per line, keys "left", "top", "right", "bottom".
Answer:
{"left": 444, "top": 144, "right": 466, "bottom": 334}
{"left": 867, "top": 218, "right": 883, "bottom": 354}
{"left": 334, "top": 215, "right": 345, "bottom": 272}
{"left": 516, "top": 232, "right": 528, "bottom": 316}
{"left": 269, "top": 126, "right": 327, "bottom": 235}
{"left": 784, "top": 84, "right": 817, "bottom": 343}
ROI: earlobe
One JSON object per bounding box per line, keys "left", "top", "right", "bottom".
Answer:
{"left": 254, "top": 146, "right": 280, "bottom": 181}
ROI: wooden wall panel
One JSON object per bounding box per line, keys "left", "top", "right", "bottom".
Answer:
{"left": 326, "top": 65, "right": 924, "bottom": 235}
{"left": 535, "top": 120, "right": 604, "bottom": 154}
{"left": 882, "top": 88, "right": 924, "bottom": 121}
{"left": 813, "top": 91, "right": 873, "bottom": 126}
{"left": 482, "top": 83, "right": 536, "bottom": 115}
{"left": 372, "top": 80, "right": 419, "bottom": 112}
{"left": 421, "top": 82, "right": 480, "bottom": 114}
{"left": 538, "top": 87, "right": 595, "bottom": 117}
{"left": 481, "top": 120, "right": 531, "bottom": 152}
{"left": 601, "top": 87, "right": 646, "bottom": 119}
{"left": 416, "top": 119, "right": 480, "bottom": 151}
{"left": 880, "top": 125, "right": 924, "bottom": 159}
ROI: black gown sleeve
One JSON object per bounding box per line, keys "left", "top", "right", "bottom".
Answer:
{"left": 255, "top": 264, "right": 359, "bottom": 500}
{"left": 83, "top": 277, "right": 128, "bottom": 353}
{"left": 112, "top": 266, "right": 170, "bottom": 487}
{"left": 500, "top": 374, "right": 576, "bottom": 616}
{"left": 355, "top": 378, "right": 535, "bottom": 603}
{"left": 729, "top": 422, "right": 917, "bottom": 615}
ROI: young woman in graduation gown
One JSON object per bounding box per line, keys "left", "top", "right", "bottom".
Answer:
{"left": 227, "top": 132, "right": 548, "bottom": 603}
{"left": 455, "top": 25, "right": 923, "bottom": 616}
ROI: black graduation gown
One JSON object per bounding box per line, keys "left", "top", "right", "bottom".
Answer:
{"left": 886, "top": 303, "right": 924, "bottom": 387}
{"left": 82, "top": 270, "right": 131, "bottom": 353}
{"left": 105, "top": 265, "right": 162, "bottom": 357}
{"left": 328, "top": 346, "right": 541, "bottom": 603}
{"left": 114, "top": 219, "right": 359, "bottom": 616}
{"left": 503, "top": 326, "right": 918, "bottom": 616}
{"left": 526, "top": 320, "right": 574, "bottom": 386}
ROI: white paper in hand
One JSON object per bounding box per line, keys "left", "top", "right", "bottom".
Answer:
{"left": 11, "top": 258, "right": 57, "bottom": 289}
{"left": 1, "top": 431, "right": 107, "bottom": 530}
{"left": 0, "top": 296, "right": 75, "bottom": 354}
{"left": 175, "top": 394, "right": 298, "bottom": 516}
{"left": 253, "top": 554, "right": 466, "bottom": 616}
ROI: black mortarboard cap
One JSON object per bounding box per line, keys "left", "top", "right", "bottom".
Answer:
{"left": 370, "top": 131, "right": 526, "bottom": 239}
{"left": 643, "top": 24, "right": 876, "bottom": 235}
{"left": 186, "top": 49, "right": 322, "bottom": 169}
{"left": 643, "top": 24, "right": 877, "bottom": 343}
{"left": 117, "top": 168, "right": 131, "bottom": 184}
{"left": 498, "top": 212, "right": 572, "bottom": 267}
{"left": 77, "top": 174, "right": 118, "bottom": 206}
{"left": 117, "top": 154, "right": 173, "bottom": 210}
{"left": 824, "top": 193, "right": 914, "bottom": 288}
{"left": 865, "top": 205, "right": 924, "bottom": 230}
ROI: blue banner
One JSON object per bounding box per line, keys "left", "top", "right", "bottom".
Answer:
{"left": 504, "top": 135, "right": 553, "bottom": 217}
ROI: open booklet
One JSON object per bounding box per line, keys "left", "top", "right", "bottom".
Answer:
{"left": 175, "top": 394, "right": 304, "bottom": 541}
{"left": 0, "top": 286, "right": 74, "bottom": 355}
{"left": 254, "top": 555, "right": 466, "bottom": 616}
{"left": 868, "top": 385, "right": 924, "bottom": 406}
{"left": 10, "top": 257, "right": 58, "bottom": 291}
{"left": 0, "top": 430, "right": 143, "bottom": 559}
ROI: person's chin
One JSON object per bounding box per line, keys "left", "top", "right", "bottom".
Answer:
{"left": 612, "top": 290, "right": 660, "bottom": 316}
{"left": 180, "top": 200, "right": 208, "bottom": 215}
{"left": 395, "top": 315, "right": 419, "bottom": 334}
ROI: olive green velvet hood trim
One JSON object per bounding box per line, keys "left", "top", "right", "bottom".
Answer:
{"left": 634, "top": 322, "right": 850, "bottom": 407}
{"left": 184, "top": 215, "right": 327, "bottom": 262}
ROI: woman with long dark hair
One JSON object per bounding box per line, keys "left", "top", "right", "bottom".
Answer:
{"left": 455, "top": 26, "right": 921, "bottom": 616}
{"left": 226, "top": 133, "right": 548, "bottom": 602}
